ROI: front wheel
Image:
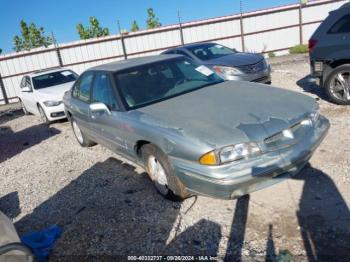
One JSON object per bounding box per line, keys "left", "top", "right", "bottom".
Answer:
{"left": 142, "top": 144, "right": 189, "bottom": 201}
{"left": 19, "top": 99, "right": 29, "bottom": 115}
{"left": 38, "top": 104, "right": 50, "bottom": 124}
{"left": 71, "top": 117, "right": 96, "bottom": 147}
{"left": 324, "top": 64, "right": 350, "bottom": 105}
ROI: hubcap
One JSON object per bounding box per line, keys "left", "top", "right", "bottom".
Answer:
{"left": 148, "top": 156, "right": 169, "bottom": 195}
{"left": 330, "top": 71, "right": 350, "bottom": 102}
{"left": 72, "top": 120, "right": 84, "bottom": 144}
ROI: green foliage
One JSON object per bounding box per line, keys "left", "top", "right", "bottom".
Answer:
{"left": 13, "top": 20, "right": 53, "bottom": 52}
{"left": 0, "top": 48, "right": 2, "bottom": 54}
{"left": 146, "top": 8, "right": 161, "bottom": 29}
{"left": 76, "top": 17, "right": 110, "bottom": 40}
{"left": 289, "top": 44, "right": 308, "bottom": 54}
{"left": 131, "top": 20, "right": 140, "bottom": 32}
{"left": 268, "top": 51, "right": 276, "bottom": 58}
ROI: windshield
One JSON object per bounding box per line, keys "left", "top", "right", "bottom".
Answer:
{"left": 114, "top": 57, "right": 224, "bottom": 109}
{"left": 188, "top": 44, "right": 236, "bottom": 61}
{"left": 32, "top": 70, "right": 78, "bottom": 89}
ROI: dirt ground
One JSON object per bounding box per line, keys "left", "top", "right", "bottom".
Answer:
{"left": 0, "top": 54, "right": 349, "bottom": 261}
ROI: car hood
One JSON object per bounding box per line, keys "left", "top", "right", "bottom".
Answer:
{"left": 136, "top": 81, "right": 317, "bottom": 148}
{"left": 35, "top": 82, "right": 74, "bottom": 101}
{"left": 204, "top": 53, "right": 263, "bottom": 67}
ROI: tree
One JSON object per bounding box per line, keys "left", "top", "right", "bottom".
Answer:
{"left": 131, "top": 20, "right": 139, "bottom": 32}
{"left": 13, "top": 20, "right": 53, "bottom": 52}
{"left": 146, "top": 8, "right": 161, "bottom": 29}
{"left": 76, "top": 17, "right": 109, "bottom": 40}
{"left": 0, "top": 48, "right": 2, "bottom": 55}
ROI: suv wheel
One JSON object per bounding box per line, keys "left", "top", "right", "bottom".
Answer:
{"left": 324, "top": 64, "right": 350, "bottom": 105}
{"left": 142, "top": 144, "right": 189, "bottom": 201}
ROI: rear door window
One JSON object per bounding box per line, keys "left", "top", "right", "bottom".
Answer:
{"left": 328, "top": 14, "right": 350, "bottom": 34}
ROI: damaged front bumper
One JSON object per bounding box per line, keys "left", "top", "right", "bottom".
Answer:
{"left": 171, "top": 116, "right": 330, "bottom": 199}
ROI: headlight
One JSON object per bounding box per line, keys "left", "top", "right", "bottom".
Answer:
{"left": 199, "top": 142, "right": 261, "bottom": 165}
{"left": 300, "top": 104, "right": 320, "bottom": 126}
{"left": 212, "top": 65, "right": 243, "bottom": 76}
{"left": 43, "top": 100, "right": 62, "bottom": 107}
{"left": 310, "top": 106, "right": 320, "bottom": 125}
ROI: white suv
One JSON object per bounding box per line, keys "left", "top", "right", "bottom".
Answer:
{"left": 18, "top": 68, "right": 78, "bottom": 124}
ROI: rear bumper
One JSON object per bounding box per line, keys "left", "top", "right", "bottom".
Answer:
{"left": 171, "top": 116, "right": 330, "bottom": 199}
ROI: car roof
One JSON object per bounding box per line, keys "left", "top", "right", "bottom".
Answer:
{"left": 89, "top": 54, "right": 183, "bottom": 72}
{"left": 29, "top": 67, "right": 71, "bottom": 77}
{"left": 163, "top": 42, "right": 216, "bottom": 53}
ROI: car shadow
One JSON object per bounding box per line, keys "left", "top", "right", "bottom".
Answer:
{"left": 0, "top": 124, "right": 60, "bottom": 163}
{"left": 0, "top": 108, "right": 24, "bottom": 125}
{"left": 0, "top": 191, "right": 21, "bottom": 219}
{"left": 293, "top": 164, "right": 350, "bottom": 262}
{"left": 296, "top": 75, "right": 328, "bottom": 101}
{"left": 15, "top": 157, "right": 222, "bottom": 260}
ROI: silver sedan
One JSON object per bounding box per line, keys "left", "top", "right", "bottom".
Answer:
{"left": 63, "top": 55, "right": 329, "bottom": 201}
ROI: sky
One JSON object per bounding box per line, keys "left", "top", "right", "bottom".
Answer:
{"left": 0, "top": 0, "right": 298, "bottom": 54}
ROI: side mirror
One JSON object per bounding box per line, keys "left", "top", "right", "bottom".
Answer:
{"left": 21, "top": 86, "right": 32, "bottom": 92}
{"left": 89, "top": 102, "right": 111, "bottom": 116}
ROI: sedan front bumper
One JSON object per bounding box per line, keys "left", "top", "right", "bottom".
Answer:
{"left": 171, "top": 116, "right": 330, "bottom": 199}
{"left": 223, "top": 66, "right": 271, "bottom": 84}
{"left": 42, "top": 103, "right": 67, "bottom": 121}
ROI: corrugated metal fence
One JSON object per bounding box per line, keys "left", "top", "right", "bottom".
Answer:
{"left": 0, "top": 0, "right": 346, "bottom": 104}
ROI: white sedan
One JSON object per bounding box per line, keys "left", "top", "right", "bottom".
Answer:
{"left": 18, "top": 68, "right": 78, "bottom": 124}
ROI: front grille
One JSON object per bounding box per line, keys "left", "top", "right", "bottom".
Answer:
{"left": 237, "top": 59, "right": 266, "bottom": 74}
{"left": 51, "top": 111, "right": 65, "bottom": 118}
{"left": 264, "top": 120, "right": 309, "bottom": 150}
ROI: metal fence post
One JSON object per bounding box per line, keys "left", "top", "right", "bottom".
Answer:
{"left": 178, "top": 11, "right": 185, "bottom": 45}
{"left": 0, "top": 73, "right": 9, "bottom": 104}
{"left": 299, "top": 3, "right": 303, "bottom": 44}
{"left": 52, "top": 32, "right": 63, "bottom": 67}
{"left": 118, "top": 20, "right": 128, "bottom": 60}
{"left": 239, "top": 0, "right": 245, "bottom": 52}
{"left": 56, "top": 47, "right": 63, "bottom": 67}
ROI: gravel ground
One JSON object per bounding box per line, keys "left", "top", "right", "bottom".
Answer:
{"left": 0, "top": 54, "right": 349, "bottom": 261}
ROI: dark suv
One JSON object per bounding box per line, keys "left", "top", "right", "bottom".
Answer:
{"left": 309, "top": 3, "right": 350, "bottom": 105}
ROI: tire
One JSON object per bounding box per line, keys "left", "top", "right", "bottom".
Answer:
{"left": 70, "top": 117, "right": 96, "bottom": 147}
{"left": 142, "top": 144, "right": 189, "bottom": 201}
{"left": 19, "top": 99, "right": 29, "bottom": 115}
{"left": 324, "top": 64, "right": 350, "bottom": 105}
{"left": 37, "top": 104, "right": 50, "bottom": 125}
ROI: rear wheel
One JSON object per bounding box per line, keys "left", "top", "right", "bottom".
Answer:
{"left": 324, "top": 64, "right": 350, "bottom": 105}
{"left": 142, "top": 144, "right": 189, "bottom": 201}
{"left": 71, "top": 117, "right": 96, "bottom": 147}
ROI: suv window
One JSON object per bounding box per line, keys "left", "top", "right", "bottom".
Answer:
{"left": 92, "top": 72, "right": 119, "bottom": 110}
{"left": 72, "top": 72, "right": 94, "bottom": 102}
{"left": 328, "top": 14, "right": 350, "bottom": 34}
